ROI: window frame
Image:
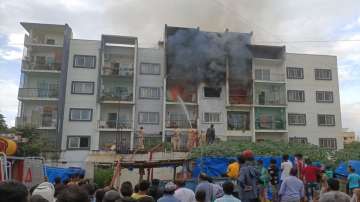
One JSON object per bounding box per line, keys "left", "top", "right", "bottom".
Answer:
{"left": 317, "top": 114, "right": 336, "bottom": 126}
{"left": 255, "top": 69, "right": 271, "bottom": 81}
{"left": 139, "top": 87, "right": 161, "bottom": 99}
{"left": 140, "top": 62, "right": 161, "bottom": 75}
{"left": 138, "top": 112, "right": 160, "bottom": 124}
{"left": 67, "top": 136, "right": 91, "bottom": 150}
{"left": 203, "top": 112, "right": 222, "bottom": 123}
{"left": 319, "top": 138, "right": 337, "bottom": 149}
{"left": 288, "top": 113, "right": 306, "bottom": 126}
{"left": 203, "top": 87, "right": 222, "bottom": 98}
{"left": 73, "top": 55, "right": 96, "bottom": 69}
{"left": 287, "top": 67, "right": 304, "bottom": 79}
{"left": 71, "top": 81, "right": 95, "bottom": 95}
{"left": 287, "top": 90, "right": 305, "bottom": 102}
{"left": 289, "top": 137, "right": 308, "bottom": 144}
{"left": 315, "top": 69, "right": 332, "bottom": 80}
{"left": 69, "top": 108, "right": 93, "bottom": 121}
{"left": 227, "top": 111, "right": 250, "bottom": 130}
{"left": 316, "top": 91, "right": 334, "bottom": 103}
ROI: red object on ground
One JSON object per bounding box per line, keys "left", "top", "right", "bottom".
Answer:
{"left": 242, "top": 149, "right": 254, "bottom": 159}
{"left": 302, "top": 165, "right": 320, "bottom": 183}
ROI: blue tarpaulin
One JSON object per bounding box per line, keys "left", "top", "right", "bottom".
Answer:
{"left": 335, "top": 160, "right": 360, "bottom": 177}
{"left": 192, "top": 156, "right": 287, "bottom": 178}
{"left": 45, "top": 166, "right": 85, "bottom": 183}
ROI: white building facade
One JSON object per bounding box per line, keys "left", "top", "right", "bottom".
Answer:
{"left": 16, "top": 23, "right": 343, "bottom": 166}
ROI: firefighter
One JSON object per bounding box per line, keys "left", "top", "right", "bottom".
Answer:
{"left": 138, "top": 127, "right": 145, "bottom": 150}
{"left": 172, "top": 128, "right": 181, "bottom": 151}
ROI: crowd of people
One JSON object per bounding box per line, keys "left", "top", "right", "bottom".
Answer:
{"left": 0, "top": 150, "right": 359, "bottom": 202}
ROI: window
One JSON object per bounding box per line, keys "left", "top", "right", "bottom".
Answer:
{"left": 288, "top": 113, "right": 306, "bottom": 126}
{"left": 139, "top": 112, "right": 159, "bottom": 124}
{"left": 288, "top": 90, "right": 305, "bottom": 102}
{"left": 255, "top": 69, "right": 270, "bottom": 80}
{"left": 318, "top": 114, "right": 335, "bottom": 126}
{"left": 287, "top": 67, "right": 304, "bottom": 79}
{"left": 316, "top": 91, "right": 333, "bottom": 103}
{"left": 35, "top": 56, "right": 46, "bottom": 65}
{"left": 319, "top": 138, "right": 337, "bottom": 149}
{"left": 204, "top": 87, "right": 221, "bottom": 98}
{"left": 69, "top": 108, "right": 92, "bottom": 121}
{"left": 227, "top": 111, "right": 250, "bottom": 130}
{"left": 204, "top": 112, "right": 221, "bottom": 123}
{"left": 67, "top": 136, "right": 90, "bottom": 149}
{"left": 73, "top": 55, "right": 96, "bottom": 68}
{"left": 46, "top": 38, "right": 55, "bottom": 45}
{"left": 139, "top": 87, "right": 160, "bottom": 99}
{"left": 140, "top": 63, "right": 161, "bottom": 75}
{"left": 289, "top": 137, "right": 308, "bottom": 144}
{"left": 315, "top": 69, "right": 332, "bottom": 80}
{"left": 71, "top": 81, "right": 94, "bottom": 94}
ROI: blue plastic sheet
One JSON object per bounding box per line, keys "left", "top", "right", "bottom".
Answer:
{"left": 335, "top": 160, "right": 360, "bottom": 177}
{"left": 45, "top": 166, "right": 85, "bottom": 183}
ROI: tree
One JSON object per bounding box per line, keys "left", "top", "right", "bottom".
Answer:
{"left": 16, "top": 127, "right": 42, "bottom": 157}
{"left": 0, "top": 114, "right": 7, "bottom": 131}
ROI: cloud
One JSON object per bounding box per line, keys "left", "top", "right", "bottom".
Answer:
{"left": 341, "top": 103, "right": 360, "bottom": 136}
{"left": 0, "top": 80, "right": 19, "bottom": 127}
{"left": 0, "top": 49, "right": 22, "bottom": 60}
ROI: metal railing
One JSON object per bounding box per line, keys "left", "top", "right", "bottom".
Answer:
{"left": 229, "top": 95, "right": 252, "bottom": 105}
{"left": 22, "top": 60, "right": 61, "bottom": 71}
{"left": 165, "top": 119, "right": 197, "bottom": 129}
{"left": 254, "top": 72, "right": 286, "bottom": 82}
{"left": 100, "top": 90, "right": 133, "bottom": 102}
{"left": 16, "top": 116, "right": 57, "bottom": 128}
{"left": 102, "top": 66, "right": 134, "bottom": 77}
{"left": 98, "top": 120, "right": 132, "bottom": 129}
{"left": 18, "top": 88, "right": 59, "bottom": 99}
{"left": 24, "top": 35, "right": 63, "bottom": 46}
{"left": 255, "top": 120, "right": 286, "bottom": 130}
{"left": 133, "top": 134, "right": 163, "bottom": 151}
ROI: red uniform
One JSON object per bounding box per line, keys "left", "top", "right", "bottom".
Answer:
{"left": 302, "top": 165, "right": 320, "bottom": 183}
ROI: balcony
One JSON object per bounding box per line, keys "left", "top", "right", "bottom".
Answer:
{"left": 254, "top": 83, "right": 286, "bottom": 106}
{"left": 24, "top": 34, "right": 63, "bottom": 47}
{"left": 254, "top": 70, "right": 285, "bottom": 83}
{"left": 18, "top": 88, "right": 59, "bottom": 100}
{"left": 165, "top": 119, "right": 197, "bottom": 129}
{"left": 22, "top": 60, "right": 61, "bottom": 72}
{"left": 98, "top": 120, "right": 132, "bottom": 131}
{"left": 102, "top": 66, "right": 134, "bottom": 77}
{"left": 16, "top": 116, "right": 57, "bottom": 129}
{"left": 255, "top": 107, "right": 286, "bottom": 131}
{"left": 133, "top": 134, "right": 163, "bottom": 152}
{"left": 100, "top": 89, "right": 133, "bottom": 103}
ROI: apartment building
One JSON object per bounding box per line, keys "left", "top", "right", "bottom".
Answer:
{"left": 16, "top": 22, "right": 343, "bottom": 165}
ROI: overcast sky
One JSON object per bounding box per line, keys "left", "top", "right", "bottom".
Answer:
{"left": 1, "top": 0, "right": 360, "bottom": 136}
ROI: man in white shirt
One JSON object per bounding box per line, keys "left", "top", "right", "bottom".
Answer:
{"left": 214, "top": 181, "right": 241, "bottom": 202}
{"left": 281, "top": 154, "right": 293, "bottom": 182}
{"left": 174, "top": 180, "right": 196, "bottom": 202}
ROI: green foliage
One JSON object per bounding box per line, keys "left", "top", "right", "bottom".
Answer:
{"left": 16, "top": 127, "right": 43, "bottom": 157}
{"left": 0, "top": 114, "right": 7, "bottom": 131}
{"left": 334, "top": 142, "right": 360, "bottom": 163}
{"left": 94, "top": 166, "right": 113, "bottom": 188}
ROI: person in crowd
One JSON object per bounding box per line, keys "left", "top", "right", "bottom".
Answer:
{"left": 120, "top": 181, "right": 136, "bottom": 202}
{"left": 32, "top": 181, "right": 55, "bottom": 202}
{"left": 280, "top": 154, "right": 293, "bottom": 183}
{"left": 81, "top": 183, "right": 96, "bottom": 202}
{"left": 302, "top": 159, "right": 321, "bottom": 201}
{"left": 56, "top": 185, "right": 90, "bottom": 202}
{"left": 214, "top": 181, "right": 241, "bottom": 202}
{"left": 294, "top": 154, "right": 304, "bottom": 180}
{"left": 172, "top": 128, "right": 181, "bottom": 151}
{"left": 30, "top": 195, "right": 49, "bottom": 202}
{"left": 158, "top": 182, "right": 181, "bottom": 202}
{"left": 278, "top": 168, "right": 305, "bottom": 202}
{"left": 238, "top": 153, "right": 260, "bottom": 202}
{"left": 95, "top": 189, "right": 106, "bottom": 202}
{"left": 206, "top": 124, "right": 215, "bottom": 144}
{"left": 148, "top": 179, "right": 163, "bottom": 200}
{"left": 68, "top": 173, "right": 80, "bottom": 185}
{"left": 319, "top": 178, "right": 351, "bottom": 202}
{"left": 132, "top": 184, "right": 141, "bottom": 199}
{"left": 132, "top": 180, "right": 154, "bottom": 200}
{"left": 351, "top": 188, "right": 360, "bottom": 202}
{"left": 0, "top": 181, "right": 28, "bottom": 202}
{"left": 226, "top": 159, "right": 240, "bottom": 180}
{"left": 63, "top": 178, "right": 70, "bottom": 186}
{"left": 195, "top": 190, "right": 207, "bottom": 202}
{"left": 196, "top": 173, "right": 220, "bottom": 202}
{"left": 103, "top": 190, "right": 121, "bottom": 202}
{"left": 257, "top": 159, "right": 269, "bottom": 202}
{"left": 174, "top": 179, "right": 196, "bottom": 202}
{"left": 348, "top": 166, "right": 360, "bottom": 195}
{"left": 268, "top": 158, "right": 280, "bottom": 202}
{"left": 54, "top": 176, "right": 66, "bottom": 197}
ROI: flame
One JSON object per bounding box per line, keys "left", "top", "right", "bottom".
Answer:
{"left": 170, "top": 85, "right": 184, "bottom": 101}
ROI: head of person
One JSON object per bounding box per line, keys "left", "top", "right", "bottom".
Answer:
{"left": 139, "top": 180, "right": 150, "bottom": 193}
{"left": 55, "top": 176, "right": 62, "bottom": 184}
{"left": 56, "top": 185, "right": 90, "bottom": 202}
{"left": 290, "top": 168, "right": 298, "bottom": 177}
{"left": 348, "top": 165, "right": 355, "bottom": 173}
{"left": 228, "top": 159, "right": 236, "bottom": 165}
{"left": 151, "top": 179, "right": 160, "bottom": 186}
{"left": 81, "top": 183, "right": 96, "bottom": 196}
{"left": 257, "top": 159, "right": 263, "bottom": 166}
{"left": 103, "top": 190, "right": 121, "bottom": 202}
{"left": 270, "top": 159, "right": 277, "bottom": 165}
{"left": 120, "top": 181, "right": 133, "bottom": 197}
{"left": 195, "top": 190, "right": 206, "bottom": 202}
{"left": 327, "top": 178, "right": 340, "bottom": 191}
{"left": 32, "top": 182, "right": 55, "bottom": 202}
{"left": 175, "top": 179, "right": 186, "bottom": 188}
{"left": 95, "top": 189, "right": 105, "bottom": 202}
{"left": 134, "top": 184, "right": 140, "bottom": 193}
{"left": 210, "top": 124, "right": 214, "bottom": 128}
{"left": 0, "top": 181, "right": 28, "bottom": 202}
{"left": 222, "top": 181, "right": 234, "bottom": 195}
{"left": 242, "top": 149, "right": 254, "bottom": 161}
{"left": 237, "top": 155, "right": 245, "bottom": 164}
{"left": 63, "top": 178, "right": 70, "bottom": 185}
{"left": 295, "top": 153, "right": 303, "bottom": 160}
{"left": 30, "top": 195, "right": 48, "bottom": 202}
{"left": 199, "top": 173, "right": 209, "bottom": 182}
{"left": 163, "top": 182, "right": 177, "bottom": 195}
{"left": 283, "top": 154, "right": 289, "bottom": 161}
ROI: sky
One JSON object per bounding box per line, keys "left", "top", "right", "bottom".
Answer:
{"left": 0, "top": 0, "right": 360, "bottom": 136}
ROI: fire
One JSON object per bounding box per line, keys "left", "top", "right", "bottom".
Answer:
{"left": 170, "top": 85, "right": 184, "bottom": 101}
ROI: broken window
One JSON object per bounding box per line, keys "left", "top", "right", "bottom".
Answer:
{"left": 204, "top": 87, "right": 221, "bottom": 98}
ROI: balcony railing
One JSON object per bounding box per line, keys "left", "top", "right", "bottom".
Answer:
{"left": 16, "top": 116, "right": 57, "bottom": 129}
{"left": 98, "top": 120, "right": 132, "bottom": 130}
{"left": 100, "top": 90, "right": 133, "bottom": 102}
{"left": 133, "top": 134, "right": 163, "bottom": 151}
{"left": 255, "top": 120, "right": 286, "bottom": 130}
{"left": 18, "top": 88, "right": 59, "bottom": 99}
{"left": 22, "top": 60, "right": 61, "bottom": 71}
{"left": 24, "top": 35, "right": 63, "bottom": 46}
{"left": 165, "top": 119, "right": 197, "bottom": 129}
{"left": 102, "top": 66, "right": 134, "bottom": 77}
{"left": 254, "top": 72, "right": 286, "bottom": 82}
